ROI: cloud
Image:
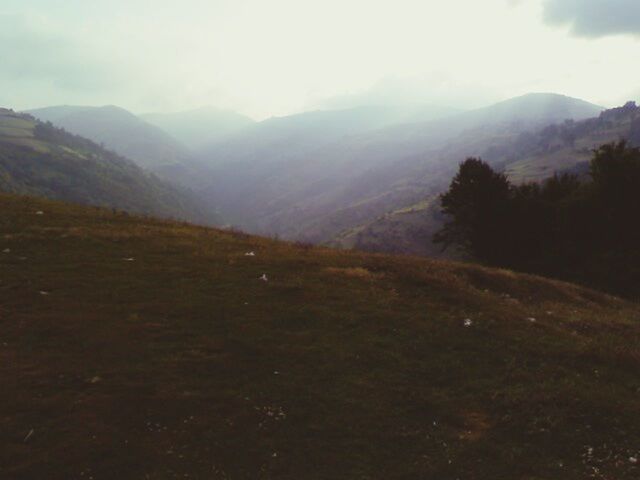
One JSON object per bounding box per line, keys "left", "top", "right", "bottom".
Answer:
{"left": 543, "top": 0, "right": 640, "bottom": 37}
{"left": 314, "top": 76, "right": 501, "bottom": 111}
{"left": 0, "top": 14, "right": 120, "bottom": 91}
{"left": 1, "top": 1, "right": 640, "bottom": 116}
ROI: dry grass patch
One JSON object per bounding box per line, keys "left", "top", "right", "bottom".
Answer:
{"left": 458, "top": 411, "right": 492, "bottom": 442}
{"left": 324, "top": 266, "right": 384, "bottom": 281}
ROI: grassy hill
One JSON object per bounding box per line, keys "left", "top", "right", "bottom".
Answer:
{"left": 2, "top": 193, "right": 640, "bottom": 479}
{"left": 0, "top": 108, "right": 214, "bottom": 223}
{"left": 329, "top": 197, "right": 458, "bottom": 258}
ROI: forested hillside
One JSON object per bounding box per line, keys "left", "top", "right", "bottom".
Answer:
{"left": 0, "top": 108, "right": 216, "bottom": 223}
{"left": 26, "top": 105, "right": 200, "bottom": 177}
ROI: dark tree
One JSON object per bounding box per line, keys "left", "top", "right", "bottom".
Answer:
{"left": 434, "top": 158, "right": 511, "bottom": 264}
{"left": 434, "top": 142, "right": 640, "bottom": 298}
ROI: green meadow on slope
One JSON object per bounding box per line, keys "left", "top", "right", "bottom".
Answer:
{"left": 2, "top": 194, "right": 640, "bottom": 479}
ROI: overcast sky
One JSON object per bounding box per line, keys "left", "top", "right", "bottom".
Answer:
{"left": 1, "top": 0, "right": 639, "bottom": 119}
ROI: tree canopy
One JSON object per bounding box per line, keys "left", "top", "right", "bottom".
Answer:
{"left": 435, "top": 141, "right": 640, "bottom": 297}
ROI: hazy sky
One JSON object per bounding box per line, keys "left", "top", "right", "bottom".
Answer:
{"left": 1, "top": 0, "right": 639, "bottom": 119}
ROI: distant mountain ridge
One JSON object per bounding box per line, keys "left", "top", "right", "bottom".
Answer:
{"left": 196, "top": 104, "right": 460, "bottom": 167}
{"left": 141, "top": 107, "right": 255, "bottom": 151}
{"left": 0, "top": 108, "right": 216, "bottom": 223}
{"left": 199, "top": 93, "right": 603, "bottom": 244}
{"left": 11, "top": 94, "right": 609, "bottom": 258}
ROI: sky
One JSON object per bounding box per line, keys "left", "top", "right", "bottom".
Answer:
{"left": 1, "top": 0, "right": 639, "bottom": 119}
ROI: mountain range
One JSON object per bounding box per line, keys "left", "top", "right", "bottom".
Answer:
{"left": 334, "top": 100, "right": 640, "bottom": 257}
{"left": 18, "top": 93, "right": 637, "bottom": 259}
{"left": 141, "top": 107, "right": 255, "bottom": 150}
{"left": 197, "top": 93, "right": 603, "bottom": 244}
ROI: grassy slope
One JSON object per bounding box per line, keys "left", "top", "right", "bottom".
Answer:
{"left": 503, "top": 121, "right": 633, "bottom": 183}
{"left": 329, "top": 197, "right": 452, "bottom": 258}
{"left": 2, "top": 194, "right": 640, "bottom": 479}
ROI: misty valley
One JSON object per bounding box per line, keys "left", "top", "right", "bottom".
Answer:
{"left": 3, "top": 1, "right": 640, "bottom": 479}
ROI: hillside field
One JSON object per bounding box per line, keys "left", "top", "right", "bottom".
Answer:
{"left": 2, "top": 194, "right": 640, "bottom": 479}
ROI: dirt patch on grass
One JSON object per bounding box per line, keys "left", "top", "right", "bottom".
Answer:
{"left": 458, "top": 411, "right": 492, "bottom": 441}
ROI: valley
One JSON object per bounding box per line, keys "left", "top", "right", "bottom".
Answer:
{"left": 18, "top": 95, "right": 640, "bottom": 261}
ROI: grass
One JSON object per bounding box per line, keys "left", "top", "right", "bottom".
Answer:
{"left": 505, "top": 124, "right": 632, "bottom": 184}
{"left": 0, "top": 112, "right": 35, "bottom": 137}
{"left": 2, "top": 193, "right": 640, "bottom": 479}
{"left": 0, "top": 112, "right": 49, "bottom": 153}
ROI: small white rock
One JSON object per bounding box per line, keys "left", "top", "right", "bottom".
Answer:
{"left": 259, "top": 274, "right": 268, "bottom": 282}
{"left": 244, "top": 252, "right": 256, "bottom": 257}
{"left": 35, "top": 211, "right": 44, "bottom": 215}
{"left": 630, "top": 456, "right": 638, "bottom": 464}
{"left": 463, "top": 319, "right": 473, "bottom": 327}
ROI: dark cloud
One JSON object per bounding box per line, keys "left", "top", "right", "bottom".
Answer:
{"left": 544, "top": 0, "right": 640, "bottom": 37}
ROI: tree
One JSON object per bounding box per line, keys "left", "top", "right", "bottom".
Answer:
{"left": 434, "top": 158, "right": 511, "bottom": 264}
{"left": 434, "top": 142, "right": 640, "bottom": 298}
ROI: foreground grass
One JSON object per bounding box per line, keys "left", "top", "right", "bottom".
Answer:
{"left": 1, "top": 194, "right": 640, "bottom": 479}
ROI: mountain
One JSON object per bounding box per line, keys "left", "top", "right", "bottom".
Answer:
{"left": 197, "top": 104, "right": 459, "bottom": 166}
{"left": 3, "top": 192, "right": 640, "bottom": 479}
{"left": 0, "top": 108, "right": 215, "bottom": 223}
{"left": 26, "top": 105, "right": 196, "bottom": 173}
{"left": 334, "top": 101, "right": 640, "bottom": 257}
{"left": 199, "top": 93, "right": 602, "bottom": 242}
{"left": 501, "top": 100, "right": 640, "bottom": 182}
{"left": 141, "top": 107, "right": 255, "bottom": 151}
